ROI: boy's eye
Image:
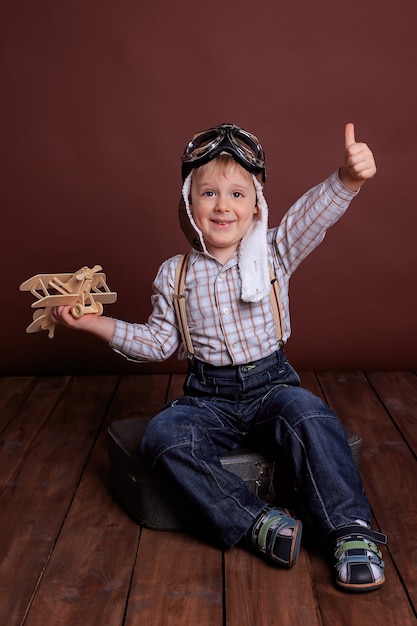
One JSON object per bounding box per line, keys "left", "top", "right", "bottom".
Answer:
{"left": 232, "top": 191, "right": 243, "bottom": 198}
{"left": 203, "top": 190, "right": 215, "bottom": 197}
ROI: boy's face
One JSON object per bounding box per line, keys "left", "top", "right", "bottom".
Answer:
{"left": 189, "top": 160, "right": 259, "bottom": 263}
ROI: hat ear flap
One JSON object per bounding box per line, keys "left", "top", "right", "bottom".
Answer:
{"left": 178, "top": 172, "right": 206, "bottom": 252}
{"left": 238, "top": 175, "right": 270, "bottom": 302}
{"left": 178, "top": 195, "right": 204, "bottom": 251}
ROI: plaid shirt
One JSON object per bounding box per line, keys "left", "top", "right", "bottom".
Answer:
{"left": 110, "top": 171, "right": 357, "bottom": 366}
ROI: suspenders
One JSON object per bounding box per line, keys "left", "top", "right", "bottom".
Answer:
{"left": 173, "top": 253, "right": 283, "bottom": 360}
{"left": 173, "top": 254, "right": 195, "bottom": 357}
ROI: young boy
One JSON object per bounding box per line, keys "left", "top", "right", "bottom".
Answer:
{"left": 51, "top": 122, "right": 386, "bottom": 592}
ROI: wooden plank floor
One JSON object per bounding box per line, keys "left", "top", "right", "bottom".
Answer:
{"left": 1, "top": 371, "right": 416, "bottom": 625}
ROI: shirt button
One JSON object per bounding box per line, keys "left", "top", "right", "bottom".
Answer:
{"left": 223, "top": 308, "right": 229, "bottom": 314}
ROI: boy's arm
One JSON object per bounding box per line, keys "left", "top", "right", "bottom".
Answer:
{"left": 338, "top": 122, "right": 376, "bottom": 191}
{"left": 274, "top": 122, "right": 376, "bottom": 276}
{"left": 50, "top": 256, "right": 182, "bottom": 362}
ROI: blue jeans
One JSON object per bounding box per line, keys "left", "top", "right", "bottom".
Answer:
{"left": 141, "top": 350, "right": 371, "bottom": 547}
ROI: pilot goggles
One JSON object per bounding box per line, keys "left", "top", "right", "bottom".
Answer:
{"left": 181, "top": 123, "right": 266, "bottom": 182}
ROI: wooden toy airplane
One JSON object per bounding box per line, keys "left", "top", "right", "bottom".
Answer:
{"left": 20, "top": 265, "right": 117, "bottom": 338}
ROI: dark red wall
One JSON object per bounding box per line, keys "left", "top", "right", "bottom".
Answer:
{"left": 2, "top": 0, "right": 416, "bottom": 375}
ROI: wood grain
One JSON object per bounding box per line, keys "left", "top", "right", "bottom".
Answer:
{"left": 1, "top": 371, "right": 416, "bottom": 625}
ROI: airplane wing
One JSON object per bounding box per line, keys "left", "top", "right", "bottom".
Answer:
{"left": 31, "top": 294, "right": 81, "bottom": 308}
{"left": 19, "top": 273, "right": 74, "bottom": 292}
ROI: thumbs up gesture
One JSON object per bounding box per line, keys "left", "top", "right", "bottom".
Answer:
{"left": 340, "top": 123, "right": 377, "bottom": 191}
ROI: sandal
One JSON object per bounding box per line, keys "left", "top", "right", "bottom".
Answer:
{"left": 334, "top": 524, "right": 387, "bottom": 592}
{"left": 247, "top": 507, "right": 302, "bottom": 567}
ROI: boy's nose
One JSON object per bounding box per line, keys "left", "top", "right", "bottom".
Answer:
{"left": 215, "top": 196, "right": 229, "bottom": 211}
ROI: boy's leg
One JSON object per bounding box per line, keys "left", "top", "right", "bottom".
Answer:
{"left": 251, "top": 382, "right": 386, "bottom": 590}
{"left": 252, "top": 383, "right": 371, "bottom": 532}
{"left": 141, "top": 398, "right": 266, "bottom": 547}
{"left": 141, "top": 398, "right": 302, "bottom": 567}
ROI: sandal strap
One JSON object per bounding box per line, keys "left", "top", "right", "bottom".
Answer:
{"left": 334, "top": 539, "right": 383, "bottom": 560}
{"left": 335, "top": 552, "right": 384, "bottom": 573}
{"left": 334, "top": 524, "right": 387, "bottom": 545}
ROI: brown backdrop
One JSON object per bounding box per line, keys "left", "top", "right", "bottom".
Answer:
{"left": 2, "top": 0, "right": 416, "bottom": 375}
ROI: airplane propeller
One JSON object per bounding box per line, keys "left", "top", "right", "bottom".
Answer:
{"left": 75, "top": 265, "right": 102, "bottom": 281}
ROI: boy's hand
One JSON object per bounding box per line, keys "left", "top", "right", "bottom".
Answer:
{"left": 50, "top": 305, "right": 115, "bottom": 343}
{"left": 339, "top": 122, "right": 376, "bottom": 191}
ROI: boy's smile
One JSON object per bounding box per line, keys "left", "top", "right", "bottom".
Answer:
{"left": 189, "top": 160, "right": 259, "bottom": 263}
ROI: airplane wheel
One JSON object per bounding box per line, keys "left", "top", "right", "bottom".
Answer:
{"left": 95, "top": 302, "right": 104, "bottom": 316}
{"left": 71, "top": 303, "right": 84, "bottom": 318}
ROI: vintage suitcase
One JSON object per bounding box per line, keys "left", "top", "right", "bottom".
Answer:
{"left": 107, "top": 416, "right": 361, "bottom": 531}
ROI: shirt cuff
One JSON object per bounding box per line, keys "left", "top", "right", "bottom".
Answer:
{"left": 328, "top": 170, "right": 359, "bottom": 206}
